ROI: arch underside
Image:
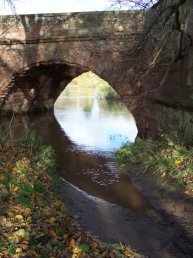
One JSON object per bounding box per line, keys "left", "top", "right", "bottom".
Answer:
{"left": 3, "top": 61, "right": 191, "bottom": 143}
{"left": 0, "top": 61, "right": 145, "bottom": 140}
{"left": 1, "top": 62, "right": 89, "bottom": 114}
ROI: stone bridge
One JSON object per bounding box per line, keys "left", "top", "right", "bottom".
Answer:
{"left": 0, "top": 11, "right": 143, "bottom": 114}
{"left": 0, "top": 8, "right": 193, "bottom": 142}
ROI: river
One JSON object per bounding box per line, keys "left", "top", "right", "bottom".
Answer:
{"left": 0, "top": 97, "right": 150, "bottom": 210}
{"left": 53, "top": 96, "right": 150, "bottom": 210}
{"left": 1, "top": 97, "right": 191, "bottom": 257}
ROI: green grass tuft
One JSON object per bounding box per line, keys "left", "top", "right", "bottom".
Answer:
{"left": 116, "top": 135, "right": 193, "bottom": 194}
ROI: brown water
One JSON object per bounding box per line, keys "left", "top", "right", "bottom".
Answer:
{"left": 0, "top": 97, "right": 150, "bottom": 211}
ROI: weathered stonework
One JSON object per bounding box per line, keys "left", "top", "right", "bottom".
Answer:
{"left": 0, "top": 11, "right": 144, "bottom": 114}
{"left": 0, "top": 6, "right": 192, "bottom": 142}
{"left": 130, "top": 0, "right": 193, "bottom": 142}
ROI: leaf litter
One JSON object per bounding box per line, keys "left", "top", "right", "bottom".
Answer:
{"left": 0, "top": 134, "right": 145, "bottom": 258}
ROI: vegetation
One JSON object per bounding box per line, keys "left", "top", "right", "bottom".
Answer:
{"left": 116, "top": 135, "right": 193, "bottom": 195}
{"left": 62, "top": 72, "right": 120, "bottom": 100}
{"left": 0, "top": 133, "right": 144, "bottom": 257}
{"left": 97, "top": 83, "right": 120, "bottom": 100}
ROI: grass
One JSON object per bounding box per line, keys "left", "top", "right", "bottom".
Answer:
{"left": 116, "top": 134, "right": 193, "bottom": 195}
{"left": 0, "top": 132, "right": 144, "bottom": 257}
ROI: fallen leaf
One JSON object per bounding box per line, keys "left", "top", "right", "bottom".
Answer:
{"left": 15, "top": 215, "right": 23, "bottom": 220}
{"left": 184, "top": 190, "right": 193, "bottom": 196}
{"left": 69, "top": 238, "right": 75, "bottom": 248}
{"left": 91, "top": 242, "right": 98, "bottom": 250}
{"left": 50, "top": 229, "right": 57, "bottom": 238}
{"left": 47, "top": 217, "right": 56, "bottom": 223}
{"left": 15, "top": 229, "right": 26, "bottom": 237}
{"left": 16, "top": 247, "right": 22, "bottom": 253}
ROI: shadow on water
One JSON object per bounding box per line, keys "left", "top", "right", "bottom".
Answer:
{"left": 0, "top": 112, "right": 150, "bottom": 211}
{"left": 1, "top": 113, "right": 193, "bottom": 258}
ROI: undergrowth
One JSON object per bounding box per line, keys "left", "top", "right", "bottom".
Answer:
{"left": 116, "top": 134, "right": 193, "bottom": 195}
{"left": 0, "top": 132, "right": 144, "bottom": 257}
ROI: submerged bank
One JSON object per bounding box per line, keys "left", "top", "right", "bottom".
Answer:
{"left": 0, "top": 133, "right": 143, "bottom": 257}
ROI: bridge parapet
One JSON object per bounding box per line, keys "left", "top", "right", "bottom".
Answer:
{"left": 0, "top": 4, "right": 192, "bottom": 143}
{"left": 0, "top": 11, "right": 144, "bottom": 44}
{"left": 0, "top": 11, "right": 146, "bottom": 115}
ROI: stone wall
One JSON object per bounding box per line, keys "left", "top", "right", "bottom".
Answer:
{"left": 132, "top": 0, "right": 193, "bottom": 143}
{"left": 0, "top": 6, "right": 192, "bottom": 143}
{"left": 0, "top": 11, "right": 143, "bottom": 114}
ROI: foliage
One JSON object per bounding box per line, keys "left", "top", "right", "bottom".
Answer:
{"left": 0, "top": 133, "right": 145, "bottom": 257}
{"left": 97, "top": 83, "right": 120, "bottom": 100}
{"left": 116, "top": 134, "right": 193, "bottom": 194}
{"left": 61, "top": 71, "right": 120, "bottom": 100}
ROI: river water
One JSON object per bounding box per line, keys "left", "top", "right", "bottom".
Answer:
{"left": 54, "top": 97, "right": 193, "bottom": 258}
{"left": 0, "top": 97, "right": 150, "bottom": 210}
{"left": 2, "top": 97, "right": 187, "bottom": 257}
{"left": 54, "top": 96, "right": 151, "bottom": 210}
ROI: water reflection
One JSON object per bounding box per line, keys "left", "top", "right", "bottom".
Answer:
{"left": 54, "top": 97, "right": 138, "bottom": 153}
{"left": 0, "top": 99, "right": 150, "bottom": 211}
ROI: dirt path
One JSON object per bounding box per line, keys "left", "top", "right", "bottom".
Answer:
{"left": 59, "top": 174, "right": 193, "bottom": 258}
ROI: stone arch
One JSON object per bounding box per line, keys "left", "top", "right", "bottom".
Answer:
{"left": 1, "top": 61, "right": 91, "bottom": 114}
{"left": 55, "top": 70, "right": 120, "bottom": 101}
{"left": 1, "top": 59, "right": 144, "bottom": 140}
{"left": 1, "top": 60, "right": 126, "bottom": 115}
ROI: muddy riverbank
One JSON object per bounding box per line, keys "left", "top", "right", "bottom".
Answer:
{"left": 1, "top": 99, "right": 193, "bottom": 258}
{"left": 59, "top": 171, "right": 193, "bottom": 258}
